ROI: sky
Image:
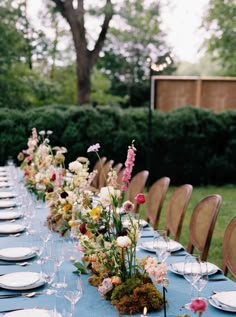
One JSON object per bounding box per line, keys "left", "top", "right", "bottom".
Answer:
{"left": 28, "top": 0, "right": 210, "bottom": 64}
{"left": 161, "top": 0, "right": 209, "bottom": 63}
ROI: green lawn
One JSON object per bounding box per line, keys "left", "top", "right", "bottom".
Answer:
{"left": 140, "top": 185, "right": 236, "bottom": 280}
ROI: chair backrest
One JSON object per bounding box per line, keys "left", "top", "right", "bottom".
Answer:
{"left": 113, "top": 163, "right": 123, "bottom": 175}
{"left": 187, "top": 194, "right": 222, "bottom": 261}
{"left": 165, "top": 184, "right": 193, "bottom": 241}
{"left": 146, "top": 177, "right": 170, "bottom": 230}
{"left": 222, "top": 216, "right": 236, "bottom": 278}
{"left": 91, "top": 156, "right": 107, "bottom": 188}
{"left": 127, "top": 170, "right": 149, "bottom": 213}
{"left": 98, "top": 159, "right": 114, "bottom": 189}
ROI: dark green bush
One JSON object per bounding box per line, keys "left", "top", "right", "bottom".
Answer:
{"left": 1, "top": 104, "right": 236, "bottom": 186}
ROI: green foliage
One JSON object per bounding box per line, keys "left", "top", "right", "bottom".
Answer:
{"left": 2, "top": 105, "right": 236, "bottom": 186}
{"left": 202, "top": 0, "right": 236, "bottom": 76}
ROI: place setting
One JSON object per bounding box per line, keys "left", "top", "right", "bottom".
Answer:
{"left": 0, "top": 271, "right": 46, "bottom": 291}
{"left": 209, "top": 290, "right": 236, "bottom": 312}
{"left": 0, "top": 223, "right": 25, "bottom": 236}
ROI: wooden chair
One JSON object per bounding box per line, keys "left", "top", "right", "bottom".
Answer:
{"left": 187, "top": 194, "right": 222, "bottom": 261}
{"left": 91, "top": 156, "right": 107, "bottom": 189}
{"left": 222, "top": 216, "right": 236, "bottom": 278}
{"left": 146, "top": 177, "right": 170, "bottom": 230}
{"left": 113, "top": 163, "right": 123, "bottom": 175}
{"left": 165, "top": 184, "right": 193, "bottom": 241}
{"left": 127, "top": 170, "right": 149, "bottom": 213}
{"left": 98, "top": 159, "right": 114, "bottom": 189}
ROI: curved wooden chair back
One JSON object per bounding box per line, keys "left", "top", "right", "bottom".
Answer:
{"left": 91, "top": 156, "right": 107, "bottom": 188}
{"left": 113, "top": 163, "right": 123, "bottom": 175}
{"left": 127, "top": 170, "right": 149, "bottom": 213}
{"left": 117, "top": 167, "right": 125, "bottom": 187}
{"left": 98, "top": 159, "right": 114, "bottom": 189}
{"left": 146, "top": 177, "right": 170, "bottom": 230}
{"left": 187, "top": 194, "right": 222, "bottom": 261}
{"left": 222, "top": 216, "right": 236, "bottom": 278}
{"left": 165, "top": 184, "right": 193, "bottom": 241}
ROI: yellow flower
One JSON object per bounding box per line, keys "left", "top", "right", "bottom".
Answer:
{"left": 90, "top": 206, "right": 102, "bottom": 221}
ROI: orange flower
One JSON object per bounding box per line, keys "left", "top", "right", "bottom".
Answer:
{"left": 64, "top": 203, "right": 72, "bottom": 212}
{"left": 111, "top": 276, "right": 122, "bottom": 285}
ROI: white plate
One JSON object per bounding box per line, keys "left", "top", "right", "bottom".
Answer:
{"left": 140, "top": 240, "right": 183, "bottom": 253}
{"left": 209, "top": 297, "right": 236, "bottom": 312}
{"left": 169, "top": 261, "right": 219, "bottom": 276}
{"left": 0, "top": 247, "right": 36, "bottom": 261}
{"left": 0, "top": 182, "right": 13, "bottom": 188}
{"left": 0, "top": 192, "right": 17, "bottom": 199}
{"left": 0, "top": 211, "right": 22, "bottom": 220}
{"left": 0, "top": 200, "right": 17, "bottom": 208}
{"left": 213, "top": 291, "right": 236, "bottom": 308}
{"left": 0, "top": 175, "right": 8, "bottom": 180}
{"left": 4, "top": 309, "right": 59, "bottom": 317}
{"left": 0, "top": 272, "right": 45, "bottom": 290}
{"left": 0, "top": 223, "right": 25, "bottom": 234}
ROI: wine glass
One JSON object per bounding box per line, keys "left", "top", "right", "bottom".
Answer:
{"left": 183, "top": 254, "right": 201, "bottom": 303}
{"left": 153, "top": 230, "right": 170, "bottom": 262}
{"left": 51, "top": 239, "right": 66, "bottom": 288}
{"left": 192, "top": 261, "right": 209, "bottom": 298}
{"left": 63, "top": 272, "right": 83, "bottom": 317}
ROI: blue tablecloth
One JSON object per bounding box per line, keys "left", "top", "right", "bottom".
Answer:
{"left": 0, "top": 196, "right": 236, "bottom": 316}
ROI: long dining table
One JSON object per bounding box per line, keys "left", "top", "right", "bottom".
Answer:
{"left": 0, "top": 167, "right": 236, "bottom": 317}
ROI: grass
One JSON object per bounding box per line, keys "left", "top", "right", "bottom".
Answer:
{"left": 139, "top": 185, "right": 236, "bottom": 280}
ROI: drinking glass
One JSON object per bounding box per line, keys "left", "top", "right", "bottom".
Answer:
{"left": 51, "top": 239, "right": 66, "bottom": 288}
{"left": 192, "top": 261, "right": 209, "bottom": 298}
{"left": 63, "top": 272, "right": 83, "bottom": 317}
{"left": 153, "top": 230, "right": 170, "bottom": 262}
{"left": 183, "top": 254, "right": 201, "bottom": 301}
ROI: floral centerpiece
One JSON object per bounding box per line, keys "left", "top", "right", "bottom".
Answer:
{"left": 45, "top": 156, "right": 97, "bottom": 234}
{"left": 18, "top": 128, "right": 67, "bottom": 201}
{"left": 73, "top": 142, "right": 168, "bottom": 315}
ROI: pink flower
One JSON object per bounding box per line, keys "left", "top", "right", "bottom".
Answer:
{"left": 122, "top": 200, "right": 134, "bottom": 212}
{"left": 121, "top": 142, "right": 136, "bottom": 192}
{"left": 189, "top": 298, "right": 208, "bottom": 316}
{"left": 135, "top": 193, "right": 146, "bottom": 204}
{"left": 87, "top": 143, "right": 100, "bottom": 153}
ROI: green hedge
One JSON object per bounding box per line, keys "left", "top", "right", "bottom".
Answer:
{"left": 1, "top": 104, "right": 236, "bottom": 186}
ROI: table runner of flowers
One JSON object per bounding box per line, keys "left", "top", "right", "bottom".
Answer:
{"left": 18, "top": 128, "right": 169, "bottom": 315}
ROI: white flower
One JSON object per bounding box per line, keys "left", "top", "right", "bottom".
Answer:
{"left": 116, "top": 236, "right": 131, "bottom": 248}
{"left": 69, "top": 161, "right": 83, "bottom": 173}
{"left": 87, "top": 143, "right": 100, "bottom": 152}
{"left": 98, "top": 186, "right": 121, "bottom": 206}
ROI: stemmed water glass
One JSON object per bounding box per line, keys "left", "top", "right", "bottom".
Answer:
{"left": 153, "top": 230, "right": 170, "bottom": 262}
{"left": 63, "top": 272, "right": 83, "bottom": 317}
{"left": 51, "top": 239, "right": 67, "bottom": 288}
{"left": 183, "top": 254, "right": 202, "bottom": 303}
{"left": 192, "top": 261, "right": 209, "bottom": 298}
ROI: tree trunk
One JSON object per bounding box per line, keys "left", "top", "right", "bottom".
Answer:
{"left": 51, "top": 0, "right": 113, "bottom": 105}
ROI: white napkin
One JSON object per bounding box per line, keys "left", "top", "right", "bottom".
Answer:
{"left": 172, "top": 261, "right": 218, "bottom": 274}
{"left": 142, "top": 240, "right": 182, "bottom": 252}
{"left": 0, "top": 247, "right": 32, "bottom": 259}
{"left": 0, "top": 272, "right": 40, "bottom": 288}
{"left": 214, "top": 291, "right": 236, "bottom": 308}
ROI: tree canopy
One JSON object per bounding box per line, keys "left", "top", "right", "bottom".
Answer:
{"left": 202, "top": 0, "right": 236, "bottom": 76}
